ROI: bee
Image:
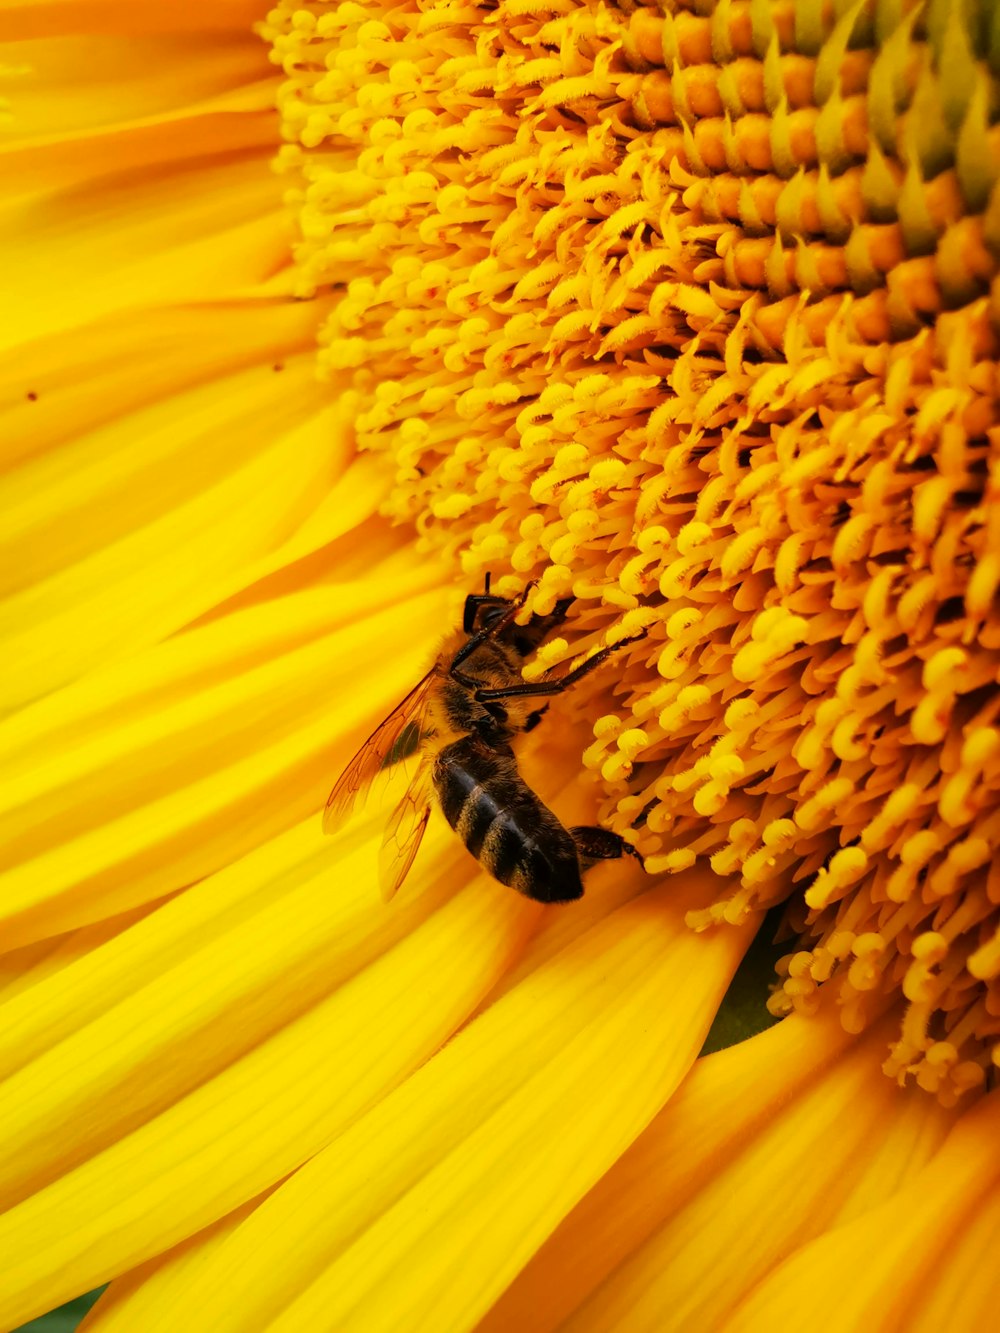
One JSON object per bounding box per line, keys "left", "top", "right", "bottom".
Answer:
{"left": 323, "top": 575, "right": 647, "bottom": 902}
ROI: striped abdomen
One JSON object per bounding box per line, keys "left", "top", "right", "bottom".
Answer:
{"left": 431, "top": 736, "right": 584, "bottom": 903}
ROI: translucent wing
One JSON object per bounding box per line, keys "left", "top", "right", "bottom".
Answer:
{"left": 323, "top": 669, "right": 435, "bottom": 834}
{"left": 378, "top": 761, "right": 434, "bottom": 901}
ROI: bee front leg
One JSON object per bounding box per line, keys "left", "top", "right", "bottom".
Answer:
{"left": 451, "top": 581, "right": 539, "bottom": 678}
{"left": 474, "top": 629, "right": 648, "bottom": 704}
{"left": 462, "top": 573, "right": 510, "bottom": 633}
{"left": 570, "top": 826, "right": 645, "bottom": 871}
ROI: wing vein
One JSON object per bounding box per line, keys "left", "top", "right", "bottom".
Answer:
{"left": 322, "top": 669, "right": 435, "bottom": 834}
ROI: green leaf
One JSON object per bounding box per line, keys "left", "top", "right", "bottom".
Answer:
{"left": 700, "top": 907, "right": 785, "bottom": 1055}
{"left": 13, "top": 1290, "right": 104, "bottom": 1333}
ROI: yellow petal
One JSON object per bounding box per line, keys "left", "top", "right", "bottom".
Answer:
{"left": 723, "top": 1090, "right": 1000, "bottom": 1332}
{"left": 80, "top": 1201, "right": 258, "bottom": 1333}
{"left": 0, "top": 900, "right": 161, "bottom": 1003}
{"left": 0, "top": 858, "right": 539, "bottom": 1329}
{"left": 93, "top": 874, "right": 756, "bottom": 1333}
{"left": 4, "top": 28, "right": 269, "bottom": 140}
{"left": 0, "top": 580, "right": 449, "bottom": 942}
{"left": 2, "top": 66, "right": 277, "bottom": 211}
{"left": 2, "top": 14, "right": 283, "bottom": 348}
{"left": 2, "top": 298, "right": 320, "bottom": 477}
{"left": 556, "top": 1018, "right": 956, "bottom": 1331}
{"left": 3, "top": 338, "right": 326, "bottom": 590}
{"left": 1, "top": 1, "right": 267, "bottom": 43}
{"left": 0, "top": 374, "right": 352, "bottom": 708}
{"left": 480, "top": 1000, "right": 852, "bottom": 1330}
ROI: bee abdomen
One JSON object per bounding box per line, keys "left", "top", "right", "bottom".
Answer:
{"left": 437, "top": 769, "right": 519, "bottom": 877}
{"left": 458, "top": 796, "right": 562, "bottom": 895}
{"left": 478, "top": 811, "right": 528, "bottom": 886}
{"left": 435, "top": 761, "right": 491, "bottom": 843}
{"left": 433, "top": 740, "right": 583, "bottom": 902}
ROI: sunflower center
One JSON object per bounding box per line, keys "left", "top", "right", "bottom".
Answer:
{"left": 264, "top": 0, "right": 1000, "bottom": 1105}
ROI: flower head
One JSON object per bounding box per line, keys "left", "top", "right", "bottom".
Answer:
{"left": 265, "top": 0, "right": 1000, "bottom": 1102}
{"left": 3, "top": 0, "right": 1000, "bottom": 1330}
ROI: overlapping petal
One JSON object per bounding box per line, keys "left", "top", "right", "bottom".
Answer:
{"left": 535, "top": 1016, "right": 955, "bottom": 1331}
{"left": 72, "top": 870, "right": 753, "bottom": 1333}
{"left": 0, "top": 820, "right": 540, "bottom": 1328}
{"left": 0, "top": 574, "right": 448, "bottom": 943}
{"left": 1, "top": 1, "right": 320, "bottom": 712}
{"left": 724, "top": 1089, "right": 1000, "bottom": 1332}
{"left": 1, "top": 6, "right": 283, "bottom": 349}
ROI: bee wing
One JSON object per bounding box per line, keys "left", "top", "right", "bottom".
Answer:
{"left": 378, "top": 761, "right": 434, "bottom": 902}
{"left": 323, "top": 669, "right": 435, "bottom": 835}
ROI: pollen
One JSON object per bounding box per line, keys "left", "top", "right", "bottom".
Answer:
{"left": 264, "top": 0, "right": 1000, "bottom": 1103}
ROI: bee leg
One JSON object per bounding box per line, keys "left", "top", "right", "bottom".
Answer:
{"left": 531, "top": 596, "right": 574, "bottom": 630}
{"left": 508, "top": 593, "right": 578, "bottom": 659}
{"left": 474, "top": 629, "right": 648, "bottom": 703}
{"left": 463, "top": 594, "right": 510, "bottom": 634}
{"left": 522, "top": 705, "right": 549, "bottom": 732}
{"left": 570, "top": 826, "right": 645, "bottom": 870}
{"left": 452, "top": 581, "right": 539, "bottom": 677}
{"left": 462, "top": 573, "right": 511, "bottom": 633}
{"left": 464, "top": 578, "right": 568, "bottom": 639}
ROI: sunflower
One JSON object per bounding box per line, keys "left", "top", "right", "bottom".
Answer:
{"left": 2, "top": 1, "right": 999, "bottom": 1330}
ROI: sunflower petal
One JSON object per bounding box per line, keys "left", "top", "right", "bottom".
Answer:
{"left": 0, "top": 581, "right": 447, "bottom": 942}
{"left": 723, "top": 1090, "right": 1000, "bottom": 1332}
{"left": 96, "top": 875, "right": 756, "bottom": 1332}
{"left": 79, "top": 1201, "right": 259, "bottom": 1333}
{"left": 0, "top": 859, "right": 539, "bottom": 1329}
{"left": 556, "top": 1019, "right": 956, "bottom": 1331}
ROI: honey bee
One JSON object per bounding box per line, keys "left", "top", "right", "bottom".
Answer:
{"left": 323, "top": 576, "right": 646, "bottom": 902}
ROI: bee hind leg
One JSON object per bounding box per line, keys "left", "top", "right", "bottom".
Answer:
{"left": 570, "top": 826, "right": 645, "bottom": 871}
